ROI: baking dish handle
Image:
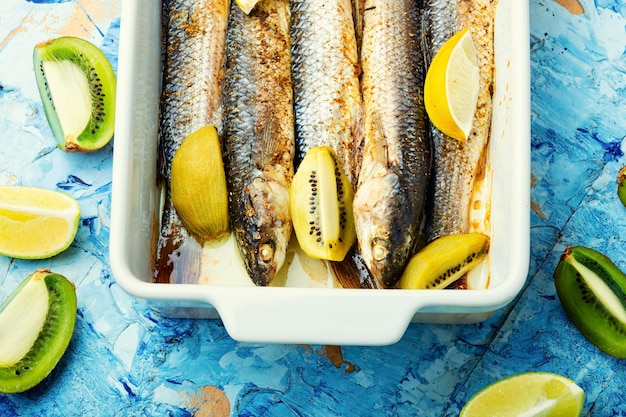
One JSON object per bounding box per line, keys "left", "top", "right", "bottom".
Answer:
{"left": 207, "top": 287, "right": 421, "bottom": 346}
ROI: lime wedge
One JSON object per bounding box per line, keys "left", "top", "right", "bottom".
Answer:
{"left": 461, "top": 372, "right": 585, "bottom": 417}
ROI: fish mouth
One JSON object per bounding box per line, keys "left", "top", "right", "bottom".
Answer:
{"left": 232, "top": 177, "right": 291, "bottom": 286}
{"left": 238, "top": 235, "right": 279, "bottom": 287}
{"left": 238, "top": 230, "right": 289, "bottom": 287}
{"left": 365, "top": 234, "right": 412, "bottom": 288}
{"left": 355, "top": 207, "right": 413, "bottom": 288}
{"left": 354, "top": 173, "right": 420, "bottom": 287}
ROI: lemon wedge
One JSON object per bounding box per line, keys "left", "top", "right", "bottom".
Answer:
{"left": 461, "top": 372, "right": 585, "bottom": 417}
{"left": 235, "top": 0, "right": 259, "bottom": 14}
{"left": 424, "top": 27, "right": 480, "bottom": 142}
{"left": 0, "top": 186, "right": 80, "bottom": 259}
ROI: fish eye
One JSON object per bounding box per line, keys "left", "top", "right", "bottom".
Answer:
{"left": 372, "top": 241, "right": 389, "bottom": 262}
{"left": 258, "top": 242, "right": 274, "bottom": 263}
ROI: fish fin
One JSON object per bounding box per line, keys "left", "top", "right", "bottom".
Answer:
{"left": 420, "top": 7, "right": 433, "bottom": 66}
{"left": 153, "top": 192, "right": 204, "bottom": 284}
{"left": 352, "top": 109, "right": 365, "bottom": 187}
{"left": 331, "top": 246, "right": 381, "bottom": 289}
{"left": 352, "top": 0, "right": 365, "bottom": 57}
{"left": 367, "top": 111, "right": 391, "bottom": 168}
{"left": 330, "top": 260, "right": 362, "bottom": 289}
{"left": 259, "top": 115, "right": 280, "bottom": 169}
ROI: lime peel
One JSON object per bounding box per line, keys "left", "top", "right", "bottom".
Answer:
{"left": 460, "top": 372, "right": 585, "bottom": 417}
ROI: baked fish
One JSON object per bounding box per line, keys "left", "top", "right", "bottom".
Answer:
{"left": 352, "top": 0, "right": 431, "bottom": 289}
{"left": 221, "top": 0, "right": 295, "bottom": 286}
{"left": 424, "top": 0, "right": 496, "bottom": 242}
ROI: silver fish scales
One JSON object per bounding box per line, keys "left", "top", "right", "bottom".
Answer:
{"left": 290, "top": 0, "right": 362, "bottom": 184}
{"left": 154, "top": 0, "right": 229, "bottom": 284}
{"left": 222, "top": 0, "right": 295, "bottom": 286}
{"left": 352, "top": 0, "right": 431, "bottom": 289}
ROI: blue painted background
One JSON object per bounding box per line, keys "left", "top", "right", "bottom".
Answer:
{"left": 0, "top": 0, "right": 625, "bottom": 415}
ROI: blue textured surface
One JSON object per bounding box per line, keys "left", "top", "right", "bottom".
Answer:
{"left": 1, "top": 0, "right": 625, "bottom": 415}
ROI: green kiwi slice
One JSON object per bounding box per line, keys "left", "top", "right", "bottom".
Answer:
{"left": 554, "top": 246, "right": 626, "bottom": 358}
{"left": 33, "top": 36, "right": 116, "bottom": 152}
{"left": 290, "top": 146, "right": 356, "bottom": 261}
{"left": 0, "top": 269, "right": 77, "bottom": 393}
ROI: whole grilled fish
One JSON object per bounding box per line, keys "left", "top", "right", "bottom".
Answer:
{"left": 352, "top": 0, "right": 431, "bottom": 289}
{"left": 423, "top": 0, "right": 496, "bottom": 243}
{"left": 154, "top": 0, "right": 229, "bottom": 284}
{"left": 222, "top": 0, "right": 294, "bottom": 286}
{"left": 290, "top": 0, "right": 362, "bottom": 184}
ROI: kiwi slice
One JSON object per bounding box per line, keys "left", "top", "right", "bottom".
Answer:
{"left": 0, "top": 269, "right": 77, "bottom": 393}
{"left": 290, "top": 146, "right": 356, "bottom": 261}
{"left": 618, "top": 166, "right": 626, "bottom": 208}
{"left": 33, "top": 36, "right": 116, "bottom": 152}
{"left": 554, "top": 246, "right": 626, "bottom": 358}
{"left": 171, "top": 126, "right": 230, "bottom": 241}
{"left": 399, "top": 233, "right": 489, "bottom": 289}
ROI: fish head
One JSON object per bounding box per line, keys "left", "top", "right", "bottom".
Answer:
{"left": 238, "top": 177, "right": 291, "bottom": 286}
{"left": 353, "top": 173, "right": 416, "bottom": 288}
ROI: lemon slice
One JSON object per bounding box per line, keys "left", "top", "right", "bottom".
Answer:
{"left": 0, "top": 186, "right": 80, "bottom": 259}
{"left": 235, "top": 0, "right": 259, "bottom": 14}
{"left": 461, "top": 372, "right": 585, "bottom": 417}
{"left": 424, "top": 27, "right": 480, "bottom": 142}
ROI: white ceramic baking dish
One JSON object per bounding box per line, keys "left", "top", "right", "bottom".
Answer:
{"left": 110, "top": 0, "right": 530, "bottom": 345}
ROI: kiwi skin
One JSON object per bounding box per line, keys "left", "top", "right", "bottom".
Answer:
{"left": 33, "top": 36, "right": 116, "bottom": 152}
{"left": 554, "top": 246, "right": 626, "bottom": 359}
{"left": 0, "top": 269, "right": 77, "bottom": 394}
